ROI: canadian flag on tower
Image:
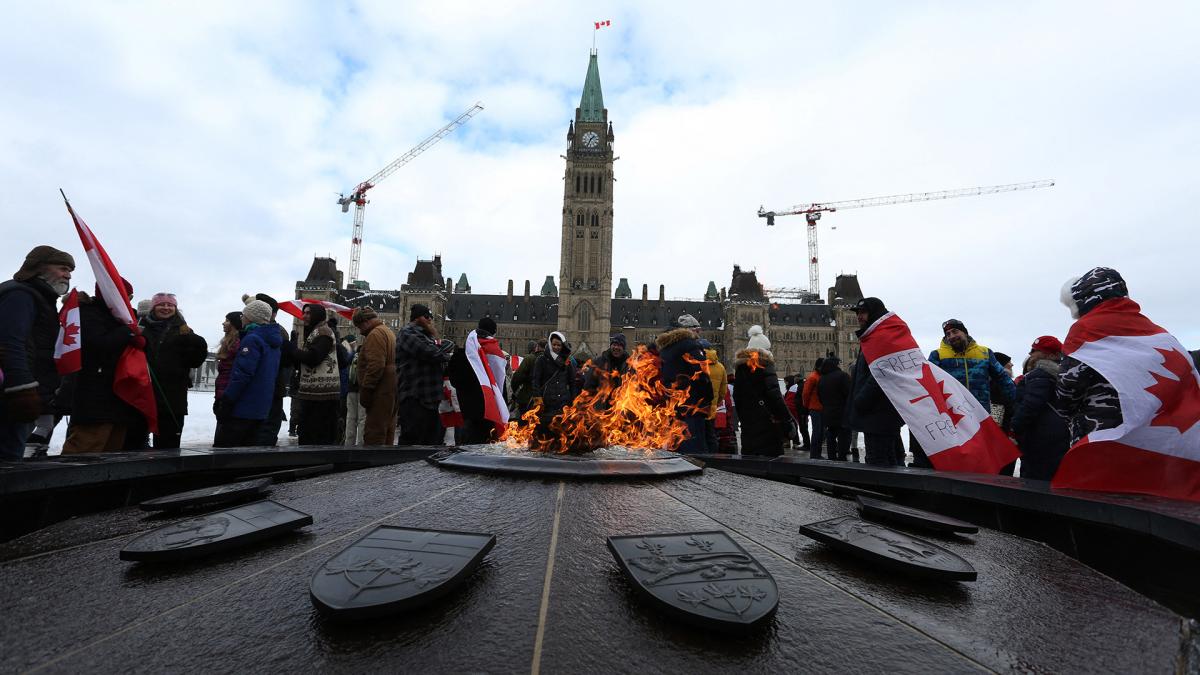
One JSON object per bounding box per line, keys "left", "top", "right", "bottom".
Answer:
{"left": 53, "top": 288, "right": 81, "bottom": 375}
{"left": 859, "top": 312, "right": 1020, "bottom": 474}
{"left": 1051, "top": 298, "right": 1200, "bottom": 501}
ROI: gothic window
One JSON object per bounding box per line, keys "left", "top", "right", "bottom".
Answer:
{"left": 577, "top": 214, "right": 583, "bottom": 227}
{"left": 591, "top": 213, "right": 599, "bottom": 227}
{"left": 598, "top": 175, "right": 603, "bottom": 195}
{"left": 576, "top": 229, "right": 584, "bottom": 238}
{"left": 590, "top": 174, "right": 596, "bottom": 193}
{"left": 579, "top": 303, "right": 591, "bottom": 331}
{"left": 590, "top": 230, "right": 599, "bottom": 239}
{"left": 575, "top": 174, "right": 580, "bottom": 193}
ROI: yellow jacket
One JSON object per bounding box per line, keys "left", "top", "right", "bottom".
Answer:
{"left": 706, "top": 348, "right": 728, "bottom": 420}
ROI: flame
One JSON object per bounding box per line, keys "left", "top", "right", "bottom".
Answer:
{"left": 504, "top": 346, "right": 700, "bottom": 454}
{"left": 745, "top": 350, "right": 763, "bottom": 372}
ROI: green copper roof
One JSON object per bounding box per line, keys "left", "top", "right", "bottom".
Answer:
{"left": 615, "top": 277, "right": 632, "bottom": 299}
{"left": 705, "top": 281, "right": 719, "bottom": 301}
{"left": 578, "top": 51, "right": 605, "bottom": 123}
{"left": 540, "top": 275, "right": 558, "bottom": 296}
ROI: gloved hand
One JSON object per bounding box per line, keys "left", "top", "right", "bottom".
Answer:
{"left": 3, "top": 388, "right": 41, "bottom": 423}
{"left": 129, "top": 333, "right": 147, "bottom": 350}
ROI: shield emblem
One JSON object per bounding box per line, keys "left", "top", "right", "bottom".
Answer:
{"left": 607, "top": 531, "right": 778, "bottom": 631}
{"left": 310, "top": 526, "right": 496, "bottom": 620}
{"left": 121, "top": 500, "right": 312, "bottom": 562}
{"left": 798, "top": 515, "right": 977, "bottom": 581}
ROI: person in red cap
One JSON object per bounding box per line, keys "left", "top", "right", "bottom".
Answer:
{"left": 1011, "top": 335, "right": 1069, "bottom": 480}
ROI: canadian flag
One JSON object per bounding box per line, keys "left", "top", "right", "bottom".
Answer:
{"left": 1051, "top": 298, "right": 1200, "bottom": 500}
{"left": 859, "top": 312, "right": 1020, "bottom": 474}
{"left": 53, "top": 288, "right": 82, "bottom": 375}
{"left": 510, "top": 353, "right": 523, "bottom": 372}
{"left": 278, "top": 298, "right": 355, "bottom": 322}
{"left": 439, "top": 377, "right": 463, "bottom": 429}
{"left": 594, "top": 20, "right": 611, "bottom": 29}
{"left": 466, "top": 330, "right": 510, "bottom": 432}
{"left": 63, "top": 193, "right": 158, "bottom": 432}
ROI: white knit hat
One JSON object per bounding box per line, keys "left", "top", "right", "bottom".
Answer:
{"left": 746, "top": 324, "right": 771, "bottom": 351}
{"left": 242, "top": 299, "right": 273, "bottom": 326}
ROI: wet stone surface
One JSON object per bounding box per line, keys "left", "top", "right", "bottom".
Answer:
{"left": 0, "top": 464, "right": 1186, "bottom": 673}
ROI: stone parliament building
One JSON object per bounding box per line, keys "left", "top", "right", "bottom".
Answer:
{"left": 296, "top": 51, "right": 866, "bottom": 377}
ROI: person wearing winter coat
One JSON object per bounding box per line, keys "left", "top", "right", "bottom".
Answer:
{"left": 930, "top": 319, "right": 1016, "bottom": 410}
{"left": 290, "top": 303, "right": 340, "bottom": 445}
{"left": 511, "top": 339, "right": 545, "bottom": 418}
{"left": 138, "top": 293, "right": 209, "bottom": 449}
{"left": 0, "top": 246, "right": 74, "bottom": 460}
{"left": 214, "top": 300, "right": 281, "bottom": 447}
{"left": 582, "top": 334, "right": 634, "bottom": 407}
{"left": 817, "top": 356, "right": 851, "bottom": 461}
{"left": 395, "top": 303, "right": 454, "bottom": 446}
{"left": 845, "top": 297, "right": 905, "bottom": 466}
{"left": 212, "top": 311, "right": 242, "bottom": 445}
{"left": 656, "top": 315, "right": 713, "bottom": 454}
{"left": 350, "top": 306, "right": 396, "bottom": 446}
{"left": 243, "top": 293, "right": 292, "bottom": 446}
{"left": 63, "top": 280, "right": 145, "bottom": 454}
{"left": 733, "top": 346, "right": 790, "bottom": 456}
{"left": 1012, "top": 337, "right": 1071, "bottom": 480}
{"left": 530, "top": 331, "right": 580, "bottom": 445}
{"left": 801, "top": 358, "right": 825, "bottom": 458}
{"left": 704, "top": 345, "right": 728, "bottom": 453}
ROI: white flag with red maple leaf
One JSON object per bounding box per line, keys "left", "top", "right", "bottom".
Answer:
{"left": 1052, "top": 298, "right": 1200, "bottom": 500}
{"left": 859, "top": 312, "right": 1020, "bottom": 474}
{"left": 53, "top": 288, "right": 82, "bottom": 375}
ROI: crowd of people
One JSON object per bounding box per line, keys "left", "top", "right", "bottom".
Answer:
{"left": 3, "top": 246, "right": 1197, "bottom": 486}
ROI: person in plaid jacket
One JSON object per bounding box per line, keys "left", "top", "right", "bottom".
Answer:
{"left": 395, "top": 303, "right": 454, "bottom": 446}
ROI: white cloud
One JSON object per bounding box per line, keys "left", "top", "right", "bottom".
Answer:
{"left": 2, "top": 0, "right": 1197, "bottom": 357}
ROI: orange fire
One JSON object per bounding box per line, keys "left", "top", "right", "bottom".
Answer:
{"left": 745, "top": 350, "right": 763, "bottom": 372}
{"left": 504, "top": 346, "right": 704, "bottom": 454}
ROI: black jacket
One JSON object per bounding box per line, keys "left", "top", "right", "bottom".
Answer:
{"left": 816, "top": 359, "right": 851, "bottom": 426}
{"left": 531, "top": 351, "right": 579, "bottom": 415}
{"left": 71, "top": 294, "right": 141, "bottom": 425}
{"left": 141, "top": 313, "right": 208, "bottom": 428}
{"left": 1012, "top": 360, "right": 1071, "bottom": 481}
{"left": 845, "top": 352, "right": 902, "bottom": 434}
{"left": 732, "top": 348, "right": 790, "bottom": 456}
{"left": 582, "top": 349, "right": 632, "bottom": 394}
{"left": 655, "top": 328, "right": 713, "bottom": 415}
{"left": 0, "top": 278, "right": 60, "bottom": 407}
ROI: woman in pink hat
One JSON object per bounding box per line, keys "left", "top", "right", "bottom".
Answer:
{"left": 139, "top": 292, "right": 208, "bottom": 448}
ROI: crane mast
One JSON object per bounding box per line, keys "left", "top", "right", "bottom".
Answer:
{"left": 759, "top": 179, "right": 1055, "bottom": 297}
{"left": 339, "top": 102, "right": 484, "bottom": 285}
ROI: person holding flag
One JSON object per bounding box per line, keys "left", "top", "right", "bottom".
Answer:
{"left": 448, "top": 317, "right": 509, "bottom": 444}
{"left": 1051, "top": 267, "right": 1200, "bottom": 500}
{"left": 846, "top": 298, "right": 905, "bottom": 466}
{"left": 856, "top": 301, "right": 1020, "bottom": 474}
{"left": 0, "top": 246, "right": 75, "bottom": 460}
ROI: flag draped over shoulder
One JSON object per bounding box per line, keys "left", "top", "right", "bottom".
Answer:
{"left": 278, "top": 298, "right": 355, "bottom": 321}
{"left": 1052, "top": 298, "right": 1200, "bottom": 500}
{"left": 859, "top": 312, "right": 1019, "bottom": 474}
{"left": 63, "top": 195, "right": 158, "bottom": 433}
{"left": 53, "top": 288, "right": 81, "bottom": 375}
{"left": 465, "top": 330, "right": 509, "bottom": 432}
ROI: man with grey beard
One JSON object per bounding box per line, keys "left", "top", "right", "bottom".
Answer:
{"left": 0, "top": 246, "right": 75, "bottom": 460}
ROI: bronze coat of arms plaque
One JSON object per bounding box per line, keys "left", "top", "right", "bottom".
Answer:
{"left": 856, "top": 496, "right": 979, "bottom": 534}
{"left": 310, "top": 526, "right": 496, "bottom": 620}
{"left": 798, "top": 516, "right": 977, "bottom": 581}
{"left": 607, "top": 531, "right": 778, "bottom": 631}
{"left": 139, "top": 478, "right": 272, "bottom": 512}
{"left": 121, "top": 500, "right": 312, "bottom": 562}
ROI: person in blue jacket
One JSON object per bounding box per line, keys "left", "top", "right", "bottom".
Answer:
{"left": 214, "top": 300, "right": 282, "bottom": 448}
{"left": 930, "top": 318, "right": 1015, "bottom": 409}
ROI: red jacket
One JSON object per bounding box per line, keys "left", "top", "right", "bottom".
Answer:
{"left": 801, "top": 370, "right": 822, "bottom": 412}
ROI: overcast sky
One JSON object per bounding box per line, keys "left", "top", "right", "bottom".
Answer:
{"left": 4, "top": 1, "right": 1197, "bottom": 357}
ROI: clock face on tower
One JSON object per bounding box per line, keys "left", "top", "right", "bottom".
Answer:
{"left": 581, "top": 131, "right": 600, "bottom": 148}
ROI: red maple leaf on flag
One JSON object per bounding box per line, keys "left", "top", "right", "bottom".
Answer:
{"left": 61, "top": 322, "right": 80, "bottom": 346}
{"left": 909, "top": 363, "right": 965, "bottom": 426}
{"left": 1146, "top": 348, "right": 1200, "bottom": 433}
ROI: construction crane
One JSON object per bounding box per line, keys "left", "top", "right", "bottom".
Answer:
{"left": 339, "top": 102, "right": 484, "bottom": 286}
{"left": 758, "top": 179, "right": 1055, "bottom": 296}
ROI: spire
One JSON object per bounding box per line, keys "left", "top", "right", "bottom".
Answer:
{"left": 578, "top": 51, "right": 605, "bottom": 123}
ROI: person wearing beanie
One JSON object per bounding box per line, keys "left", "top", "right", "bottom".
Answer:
{"left": 746, "top": 325, "right": 772, "bottom": 353}
{"left": 815, "top": 355, "right": 852, "bottom": 461}
{"left": 929, "top": 316, "right": 1014, "bottom": 412}
{"left": 1012, "top": 337, "right": 1070, "bottom": 481}
{"left": 582, "top": 333, "right": 633, "bottom": 405}
{"left": 448, "top": 317, "right": 508, "bottom": 445}
{"left": 733, "top": 336, "right": 789, "bottom": 457}
{"left": 213, "top": 300, "right": 284, "bottom": 447}
{"left": 136, "top": 299, "right": 153, "bottom": 319}
{"left": 286, "top": 302, "right": 340, "bottom": 445}
{"left": 135, "top": 292, "right": 208, "bottom": 449}
{"left": 844, "top": 297, "right": 904, "bottom": 466}
{"left": 351, "top": 305, "right": 396, "bottom": 446}
{"left": 242, "top": 291, "right": 292, "bottom": 446}
{"left": 0, "top": 246, "right": 75, "bottom": 459}
{"left": 396, "top": 302, "right": 454, "bottom": 446}
{"left": 656, "top": 317, "right": 713, "bottom": 454}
